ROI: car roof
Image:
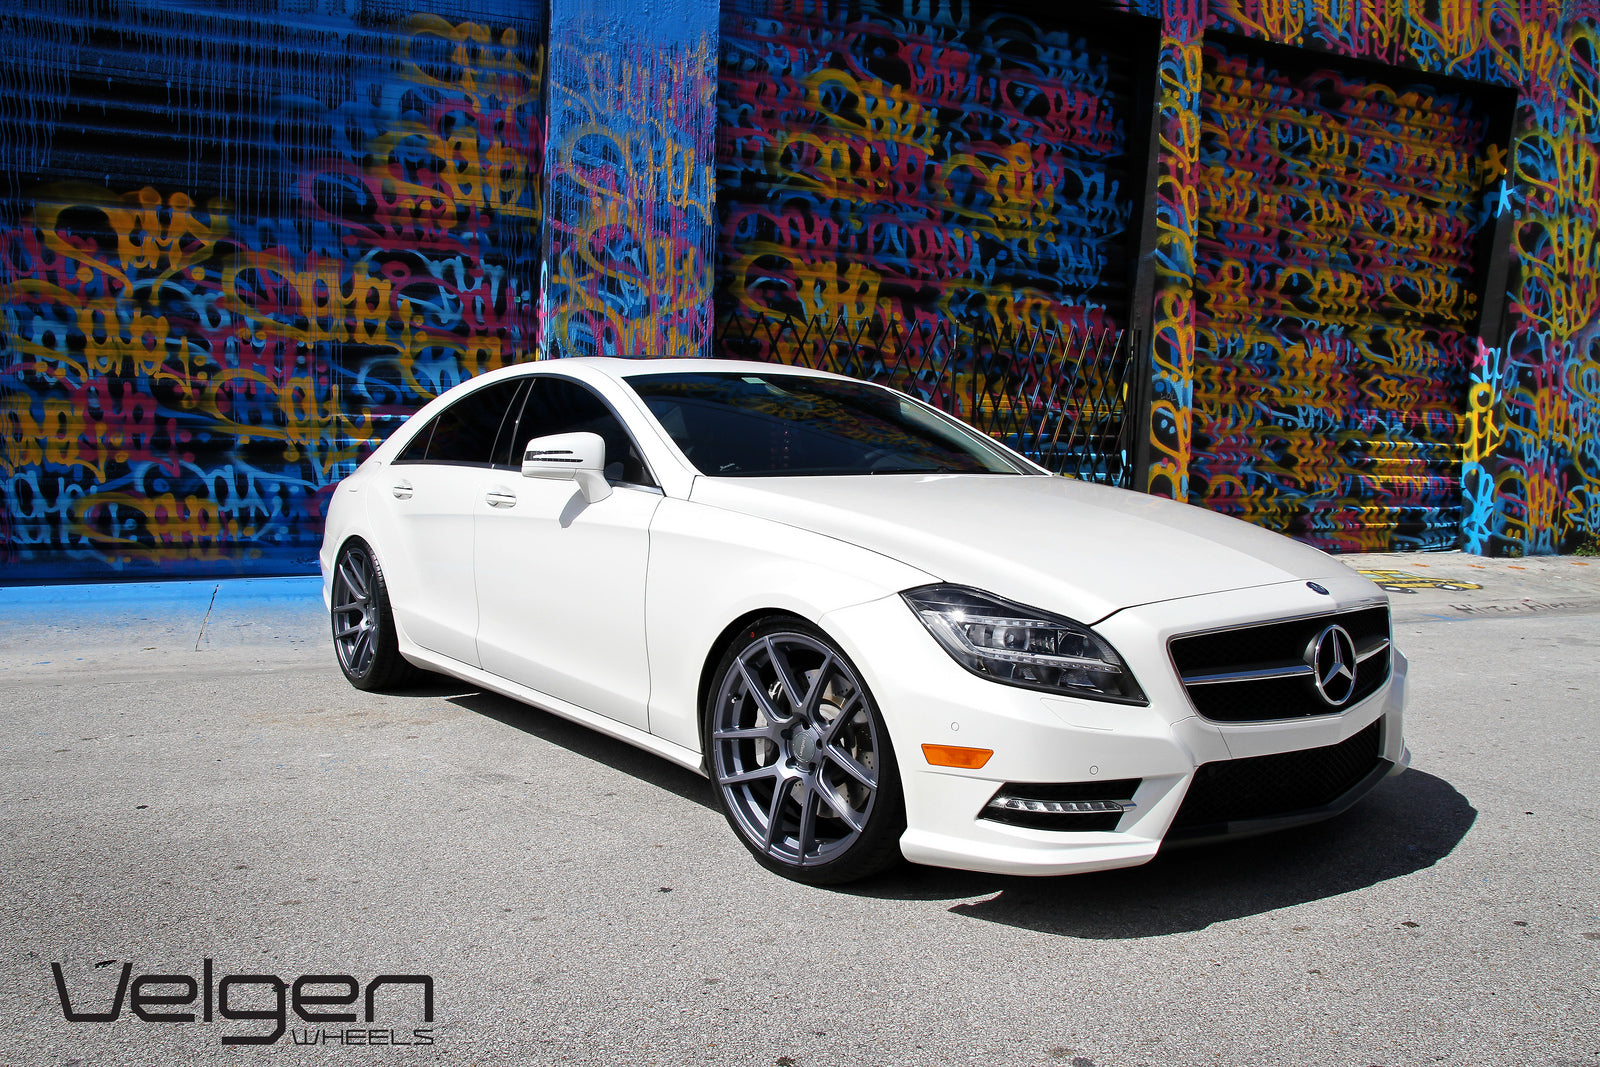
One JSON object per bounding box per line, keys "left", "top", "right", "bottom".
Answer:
{"left": 510, "top": 356, "right": 853, "bottom": 383}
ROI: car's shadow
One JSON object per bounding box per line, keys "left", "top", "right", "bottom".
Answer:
{"left": 407, "top": 683, "right": 1473, "bottom": 938}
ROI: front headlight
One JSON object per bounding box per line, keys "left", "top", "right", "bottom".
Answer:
{"left": 902, "top": 585, "right": 1147, "bottom": 705}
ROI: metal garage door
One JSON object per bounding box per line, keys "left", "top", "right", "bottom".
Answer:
{"left": 0, "top": 0, "right": 542, "bottom": 581}
{"left": 1191, "top": 36, "right": 1514, "bottom": 551}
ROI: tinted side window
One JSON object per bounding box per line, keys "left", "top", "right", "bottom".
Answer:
{"left": 506, "top": 377, "right": 653, "bottom": 485}
{"left": 395, "top": 379, "right": 524, "bottom": 466}
{"left": 394, "top": 419, "right": 434, "bottom": 463}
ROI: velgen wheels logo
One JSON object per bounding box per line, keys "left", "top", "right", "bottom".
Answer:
{"left": 49, "top": 959, "right": 435, "bottom": 1047}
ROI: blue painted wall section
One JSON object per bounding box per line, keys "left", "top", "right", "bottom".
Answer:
{"left": 540, "top": 0, "right": 718, "bottom": 358}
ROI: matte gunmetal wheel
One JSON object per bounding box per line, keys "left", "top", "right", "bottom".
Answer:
{"left": 706, "top": 618, "right": 903, "bottom": 884}
{"left": 331, "top": 540, "right": 422, "bottom": 690}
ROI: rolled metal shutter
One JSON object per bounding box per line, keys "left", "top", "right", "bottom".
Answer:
{"left": 0, "top": 0, "right": 542, "bottom": 581}
{"left": 1191, "top": 37, "right": 1509, "bottom": 551}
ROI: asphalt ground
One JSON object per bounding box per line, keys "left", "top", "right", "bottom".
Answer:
{"left": 0, "top": 553, "right": 1596, "bottom": 1066}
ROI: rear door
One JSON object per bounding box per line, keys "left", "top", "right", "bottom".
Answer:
{"left": 374, "top": 378, "right": 526, "bottom": 665}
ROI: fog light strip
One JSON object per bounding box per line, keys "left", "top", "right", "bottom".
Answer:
{"left": 985, "top": 796, "right": 1134, "bottom": 815}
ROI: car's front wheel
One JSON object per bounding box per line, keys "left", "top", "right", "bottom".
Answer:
{"left": 330, "top": 539, "right": 423, "bottom": 691}
{"left": 705, "top": 618, "right": 904, "bottom": 884}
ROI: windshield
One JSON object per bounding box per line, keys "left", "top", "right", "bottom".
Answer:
{"left": 624, "top": 371, "right": 1030, "bottom": 477}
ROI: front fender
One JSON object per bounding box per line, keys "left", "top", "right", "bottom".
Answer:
{"left": 643, "top": 495, "right": 937, "bottom": 753}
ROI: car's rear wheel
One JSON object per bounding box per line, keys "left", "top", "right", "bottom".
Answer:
{"left": 331, "top": 540, "right": 423, "bottom": 690}
{"left": 705, "top": 618, "right": 903, "bottom": 884}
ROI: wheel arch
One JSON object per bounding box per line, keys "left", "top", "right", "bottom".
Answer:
{"left": 695, "top": 607, "right": 815, "bottom": 758}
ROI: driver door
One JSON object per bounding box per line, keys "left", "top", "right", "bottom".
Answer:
{"left": 472, "top": 375, "right": 660, "bottom": 731}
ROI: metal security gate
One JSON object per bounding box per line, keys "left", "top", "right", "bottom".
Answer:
{"left": 1190, "top": 36, "right": 1515, "bottom": 552}
{"left": 716, "top": 0, "right": 1158, "bottom": 340}
{"left": 0, "top": 0, "right": 543, "bottom": 582}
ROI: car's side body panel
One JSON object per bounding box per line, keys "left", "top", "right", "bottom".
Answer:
{"left": 398, "top": 640, "right": 708, "bottom": 775}
{"left": 365, "top": 461, "right": 486, "bottom": 666}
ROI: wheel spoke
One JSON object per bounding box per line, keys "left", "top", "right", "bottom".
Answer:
{"left": 799, "top": 653, "right": 838, "bottom": 721}
{"left": 819, "top": 690, "right": 865, "bottom": 745}
{"left": 713, "top": 723, "right": 780, "bottom": 742}
{"left": 350, "top": 629, "right": 372, "bottom": 671}
{"left": 720, "top": 763, "right": 780, "bottom": 787}
{"left": 736, "top": 658, "right": 791, "bottom": 726}
{"left": 762, "top": 776, "right": 796, "bottom": 849}
{"left": 823, "top": 744, "right": 877, "bottom": 790}
{"left": 815, "top": 779, "right": 867, "bottom": 833}
{"left": 337, "top": 556, "right": 369, "bottom": 601}
{"left": 795, "top": 784, "right": 820, "bottom": 860}
{"left": 763, "top": 637, "right": 806, "bottom": 714}
{"left": 334, "top": 622, "right": 363, "bottom": 641}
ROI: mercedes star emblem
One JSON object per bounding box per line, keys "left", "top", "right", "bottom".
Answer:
{"left": 1306, "top": 624, "right": 1358, "bottom": 706}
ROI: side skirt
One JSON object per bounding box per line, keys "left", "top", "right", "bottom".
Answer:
{"left": 399, "top": 645, "right": 708, "bottom": 777}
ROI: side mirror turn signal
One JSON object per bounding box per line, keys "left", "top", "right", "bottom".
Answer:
{"left": 521, "top": 431, "right": 612, "bottom": 503}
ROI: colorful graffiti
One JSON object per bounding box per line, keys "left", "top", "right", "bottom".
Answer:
{"left": 540, "top": 0, "right": 717, "bottom": 359}
{"left": 4, "top": 0, "right": 1599, "bottom": 581}
{"left": 1189, "top": 43, "right": 1503, "bottom": 551}
{"left": 1125, "top": 0, "right": 1600, "bottom": 555}
{"left": 715, "top": 0, "right": 1146, "bottom": 340}
{"left": 1145, "top": 6, "right": 1204, "bottom": 502}
{"left": 1, "top": 2, "right": 542, "bottom": 579}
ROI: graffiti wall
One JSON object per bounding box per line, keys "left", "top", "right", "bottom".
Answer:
{"left": 716, "top": 0, "right": 1154, "bottom": 339}
{"left": 3, "top": 0, "right": 1598, "bottom": 580}
{"left": 0, "top": 0, "right": 543, "bottom": 580}
{"left": 1190, "top": 41, "right": 1507, "bottom": 551}
{"left": 540, "top": 0, "right": 718, "bottom": 359}
{"left": 1126, "top": 0, "right": 1600, "bottom": 555}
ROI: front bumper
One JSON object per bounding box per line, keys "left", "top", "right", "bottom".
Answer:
{"left": 819, "top": 575, "right": 1408, "bottom": 877}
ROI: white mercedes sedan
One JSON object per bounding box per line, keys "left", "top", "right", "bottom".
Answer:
{"left": 320, "top": 357, "right": 1408, "bottom": 884}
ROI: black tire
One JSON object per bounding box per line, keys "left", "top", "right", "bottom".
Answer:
{"left": 704, "top": 616, "right": 904, "bottom": 885}
{"left": 330, "top": 539, "right": 425, "bottom": 691}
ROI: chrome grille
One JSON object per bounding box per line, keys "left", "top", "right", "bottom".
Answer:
{"left": 1169, "top": 606, "right": 1391, "bottom": 722}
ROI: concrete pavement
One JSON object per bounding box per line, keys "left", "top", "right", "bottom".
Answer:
{"left": 1, "top": 552, "right": 1597, "bottom": 1066}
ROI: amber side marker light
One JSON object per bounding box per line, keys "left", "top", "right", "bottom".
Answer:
{"left": 922, "top": 744, "right": 994, "bottom": 769}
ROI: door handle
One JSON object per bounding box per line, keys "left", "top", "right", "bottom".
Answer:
{"left": 392, "top": 480, "right": 414, "bottom": 499}
{"left": 485, "top": 488, "right": 518, "bottom": 508}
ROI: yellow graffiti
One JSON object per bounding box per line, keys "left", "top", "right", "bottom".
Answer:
{"left": 1464, "top": 381, "right": 1507, "bottom": 463}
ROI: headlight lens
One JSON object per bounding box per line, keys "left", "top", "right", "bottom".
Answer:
{"left": 902, "top": 585, "right": 1146, "bottom": 704}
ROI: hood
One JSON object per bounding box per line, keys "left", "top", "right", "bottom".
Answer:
{"left": 689, "top": 473, "right": 1358, "bottom": 622}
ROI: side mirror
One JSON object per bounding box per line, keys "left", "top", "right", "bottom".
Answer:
{"left": 521, "top": 432, "right": 612, "bottom": 503}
